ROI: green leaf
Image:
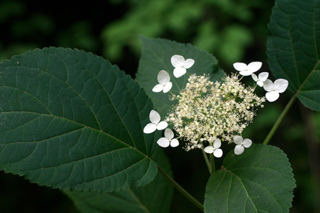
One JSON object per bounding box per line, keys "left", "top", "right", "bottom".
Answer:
{"left": 0, "top": 47, "right": 160, "bottom": 192}
{"left": 65, "top": 148, "right": 173, "bottom": 213}
{"left": 267, "top": 0, "right": 320, "bottom": 110}
{"left": 204, "top": 144, "right": 295, "bottom": 213}
{"left": 136, "top": 36, "right": 225, "bottom": 117}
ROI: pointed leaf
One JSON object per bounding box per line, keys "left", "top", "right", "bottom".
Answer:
{"left": 204, "top": 144, "right": 295, "bottom": 213}
{"left": 267, "top": 0, "right": 320, "bottom": 110}
{"left": 65, "top": 148, "right": 173, "bottom": 213}
{"left": 0, "top": 47, "right": 160, "bottom": 192}
{"left": 136, "top": 36, "right": 226, "bottom": 117}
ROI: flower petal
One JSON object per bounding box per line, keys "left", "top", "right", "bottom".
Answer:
{"left": 204, "top": 146, "right": 214, "bottom": 154}
{"left": 157, "top": 121, "right": 168, "bottom": 130}
{"left": 152, "top": 84, "right": 164, "bottom": 93}
{"left": 266, "top": 91, "right": 280, "bottom": 102}
{"left": 164, "top": 128, "right": 174, "bottom": 140}
{"left": 143, "top": 123, "right": 157, "bottom": 134}
{"left": 247, "top": 61, "right": 262, "bottom": 72}
{"left": 242, "top": 138, "right": 252, "bottom": 148}
{"left": 171, "top": 55, "right": 184, "bottom": 67}
{"left": 257, "top": 81, "right": 264, "bottom": 87}
{"left": 183, "top": 59, "right": 195, "bottom": 69}
{"left": 213, "top": 139, "right": 221, "bottom": 148}
{"left": 252, "top": 73, "right": 258, "bottom": 82}
{"left": 157, "top": 70, "right": 170, "bottom": 84}
{"left": 170, "top": 139, "right": 179, "bottom": 147}
{"left": 162, "top": 82, "right": 172, "bottom": 93}
{"left": 233, "top": 135, "right": 243, "bottom": 144}
{"left": 149, "top": 110, "right": 160, "bottom": 124}
{"left": 157, "top": 137, "right": 170, "bottom": 148}
{"left": 234, "top": 144, "right": 244, "bottom": 155}
{"left": 173, "top": 67, "right": 187, "bottom": 78}
{"left": 213, "top": 149, "right": 223, "bottom": 158}
{"left": 263, "top": 79, "right": 274, "bottom": 92}
{"left": 274, "top": 79, "right": 288, "bottom": 93}
{"left": 239, "top": 70, "right": 253, "bottom": 76}
{"left": 259, "top": 72, "right": 269, "bottom": 81}
{"left": 233, "top": 62, "right": 247, "bottom": 71}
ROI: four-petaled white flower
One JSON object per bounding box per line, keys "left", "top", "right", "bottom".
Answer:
{"left": 143, "top": 110, "right": 168, "bottom": 134}
{"left": 263, "top": 79, "right": 289, "bottom": 102}
{"left": 233, "top": 61, "right": 262, "bottom": 76}
{"left": 252, "top": 72, "right": 269, "bottom": 87}
{"left": 171, "top": 55, "right": 195, "bottom": 78}
{"left": 152, "top": 70, "right": 173, "bottom": 93}
{"left": 157, "top": 128, "right": 179, "bottom": 148}
{"left": 233, "top": 136, "right": 252, "bottom": 155}
{"left": 204, "top": 139, "right": 223, "bottom": 158}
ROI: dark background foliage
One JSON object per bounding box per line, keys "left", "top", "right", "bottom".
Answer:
{"left": 0, "top": 0, "right": 319, "bottom": 212}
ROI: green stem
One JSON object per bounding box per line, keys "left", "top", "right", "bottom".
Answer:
{"left": 202, "top": 149, "right": 212, "bottom": 174}
{"left": 263, "top": 94, "right": 297, "bottom": 145}
{"left": 210, "top": 154, "right": 216, "bottom": 173}
{"left": 157, "top": 166, "right": 204, "bottom": 211}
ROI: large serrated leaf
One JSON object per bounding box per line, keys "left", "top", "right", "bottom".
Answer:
{"left": 204, "top": 144, "right": 295, "bottom": 213}
{"left": 0, "top": 47, "right": 160, "bottom": 192}
{"left": 136, "top": 36, "right": 225, "bottom": 117}
{"left": 65, "top": 148, "right": 173, "bottom": 213}
{"left": 267, "top": 0, "right": 320, "bottom": 110}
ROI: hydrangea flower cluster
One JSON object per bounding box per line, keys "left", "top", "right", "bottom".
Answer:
{"left": 166, "top": 73, "right": 264, "bottom": 152}
{"left": 143, "top": 55, "right": 289, "bottom": 158}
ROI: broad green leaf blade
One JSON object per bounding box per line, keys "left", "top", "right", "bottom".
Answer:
{"left": 204, "top": 144, "right": 295, "bottom": 213}
{"left": 65, "top": 148, "right": 173, "bottom": 213}
{"left": 267, "top": 0, "right": 320, "bottom": 110}
{"left": 0, "top": 47, "right": 160, "bottom": 192}
{"left": 136, "top": 36, "right": 225, "bottom": 117}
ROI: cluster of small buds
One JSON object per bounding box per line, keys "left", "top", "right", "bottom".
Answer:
{"left": 143, "top": 55, "right": 289, "bottom": 159}
{"left": 166, "top": 73, "right": 264, "bottom": 152}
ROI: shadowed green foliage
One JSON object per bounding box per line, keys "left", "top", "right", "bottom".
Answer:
{"left": 65, "top": 148, "right": 173, "bottom": 213}
{"left": 0, "top": 47, "right": 161, "bottom": 192}
{"left": 204, "top": 144, "right": 295, "bottom": 213}
{"left": 267, "top": 0, "right": 320, "bottom": 110}
{"left": 136, "top": 36, "right": 225, "bottom": 117}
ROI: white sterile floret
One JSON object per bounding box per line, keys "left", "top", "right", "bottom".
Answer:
{"left": 152, "top": 70, "right": 173, "bottom": 93}
{"left": 171, "top": 55, "right": 195, "bottom": 78}
{"left": 233, "top": 135, "right": 252, "bottom": 155}
{"left": 143, "top": 110, "right": 168, "bottom": 134}
{"left": 233, "top": 61, "right": 262, "bottom": 76}
{"left": 263, "top": 79, "right": 289, "bottom": 102}
{"left": 252, "top": 72, "right": 269, "bottom": 87}
{"left": 157, "top": 128, "right": 179, "bottom": 148}
{"left": 204, "top": 139, "right": 223, "bottom": 158}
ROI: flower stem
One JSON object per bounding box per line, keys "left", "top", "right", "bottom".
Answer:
{"left": 202, "top": 149, "right": 212, "bottom": 174}
{"left": 157, "top": 166, "right": 204, "bottom": 211}
{"left": 210, "top": 154, "right": 216, "bottom": 173}
{"left": 263, "top": 94, "right": 297, "bottom": 145}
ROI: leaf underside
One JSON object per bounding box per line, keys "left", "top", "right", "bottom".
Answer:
{"left": 0, "top": 47, "right": 160, "bottom": 192}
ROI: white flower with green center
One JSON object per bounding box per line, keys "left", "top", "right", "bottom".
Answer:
{"left": 204, "top": 139, "right": 223, "bottom": 158}
{"left": 233, "top": 61, "right": 262, "bottom": 76}
{"left": 157, "top": 128, "right": 179, "bottom": 148}
{"left": 234, "top": 136, "right": 252, "bottom": 155}
{"left": 263, "top": 79, "right": 289, "bottom": 102}
{"left": 252, "top": 72, "right": 269, "bottom": 87}
{"left": 143, "top": 110, "right": 168, "bottom": 134}
{"left": 152, "top": 70, "right": 173, "bottom": 93}
{"left": 171, "top": 55, "right": 195, "bottom": 78}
